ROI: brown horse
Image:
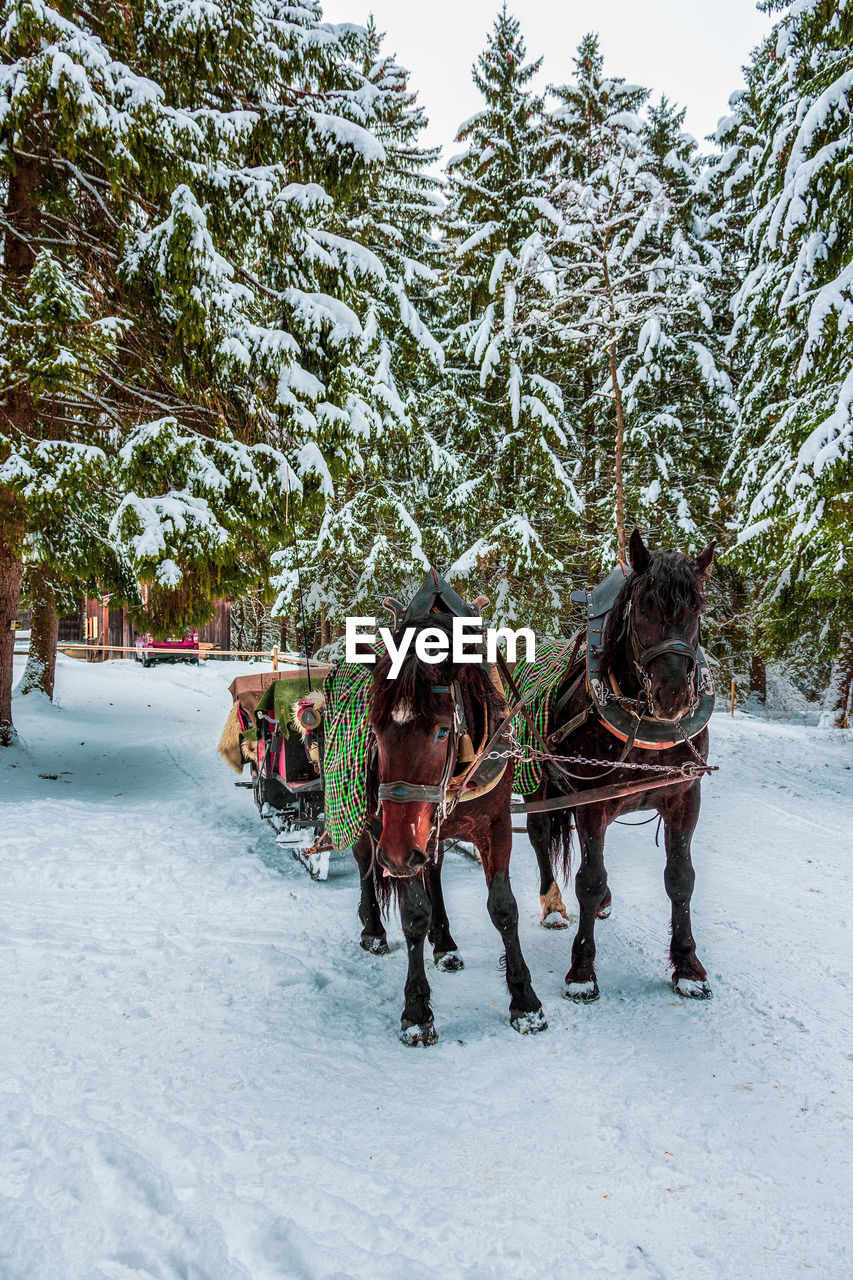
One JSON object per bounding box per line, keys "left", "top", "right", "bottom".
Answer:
{"left": 527, "top": 529, "right": 716, "bottom": 1001}
{"left": 351, "top": 616, "right": 546, "bottom": 1045}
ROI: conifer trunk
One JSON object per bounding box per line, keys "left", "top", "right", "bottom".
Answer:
{"left": 0, "top": 502, "right": 25, "bottom": 744}
{"left": 749, "top": 653, "right": 767, "bottom": 702}
{"left": 607, "top": 341, "right": 628, "bottom": 564}
{"left": 601, "top": 253, "right": 627, "bottom": 563}
{"left": 582, "top": 366, "right": 598, "bottom": 578}
{"left": 20, "top": 567, "right": 59, "bottom": 700}
{"left": 820, "top": 630, "right": 853, "bottom": 729}
{"left": 1, "top": 154, "right": 40, "bottom": 744}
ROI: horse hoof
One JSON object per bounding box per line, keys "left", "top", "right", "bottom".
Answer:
{"left": 400, "top": 1021, "right": 438, "bottom": 1047}
{"left": 511, "top": 1008, "right": 548, "bottom": 1034}
{"left": 435, "top": 950, "right": 464, "bottom": 972}
{"left": 565, "top": 979, "right": 599, "bottom": 1002}
{"left": 673, "top": 976, "right": 712, "bottom": 999}
{"left": 360, "top": 935, "right": 389, "bottom": 956}
{"left": 541, "top": 911, "right": 569, "bottom": 929}
{"left": 596, "top": 904, "right": 612, "bottom": 920}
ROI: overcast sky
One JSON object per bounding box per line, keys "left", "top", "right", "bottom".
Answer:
{"left": 320, "top": 0, "right": 771, "bottom": 159}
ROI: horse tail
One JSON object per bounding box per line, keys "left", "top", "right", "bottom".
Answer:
{"left": 548, "top": 806, "right": 574, "bottom": 882}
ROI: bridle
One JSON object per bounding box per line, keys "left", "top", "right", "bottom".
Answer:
{"left": 375, "top": 682, "right": 466, "bottom": 851}
{"left": 622, "top": 593, "right": 701, "bottom": 721}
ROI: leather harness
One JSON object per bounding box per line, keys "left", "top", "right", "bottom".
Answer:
{"left": 570, "top": 565, "right": 715, "bottom": 752}
{"left": 372, "top": 563, "right": 716, "bottom": 838}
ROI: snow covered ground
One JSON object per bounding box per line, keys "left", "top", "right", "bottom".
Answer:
{"left": 0, "top": 654, "right": 851, "bottom": 1280}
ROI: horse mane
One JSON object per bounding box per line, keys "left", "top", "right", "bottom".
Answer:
{"left": 600, "top": 549, "right": 707, "bottom": 680}
{"left": 369, "top": 616, "right": 505, "bottom": 730}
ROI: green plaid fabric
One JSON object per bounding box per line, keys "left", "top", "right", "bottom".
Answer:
{"left": 513, "top": 636, "right": 582, "bottom": 796}
{"left": 322, "top": 660, "right": 375, "bottom": 850}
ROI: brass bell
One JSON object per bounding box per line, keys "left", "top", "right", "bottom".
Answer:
{"left": 458, "top": 732, "right": 475, "bottom": 763}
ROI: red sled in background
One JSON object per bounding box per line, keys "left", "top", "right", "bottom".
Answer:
{"left": 134, "top": 628, "right": 199, "bottom": 667}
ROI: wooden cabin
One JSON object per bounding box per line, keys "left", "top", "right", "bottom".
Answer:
{"left": 16, "top": 598, "right": 232, "bottom": 660}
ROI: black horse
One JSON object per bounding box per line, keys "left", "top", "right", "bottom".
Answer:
{"left": 527, "top": 528, "right": 716, "bottom": 1000}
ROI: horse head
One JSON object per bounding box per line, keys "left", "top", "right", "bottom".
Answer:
{"left": 604, "top": 529, "right": 716, "bottom": 722}
{"left": 368, "top": 618, "right": 501, "bottom": 878}
{"left": 369, "top": 619, "right": 458, "bottom": 877}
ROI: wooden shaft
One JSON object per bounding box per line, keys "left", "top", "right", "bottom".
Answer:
{"left": 512, "top": 768, "right": 713, "bottom": 814}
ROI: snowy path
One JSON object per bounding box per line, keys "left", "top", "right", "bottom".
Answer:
{"left": 0, "top": 656, "right": 851, "bottom": 1280}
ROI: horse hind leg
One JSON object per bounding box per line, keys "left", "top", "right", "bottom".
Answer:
{"left": 541, "top": 881, "right": 570, "bottom": 928}
{"left": 425, "top": 847, "right": 463, "bottom": 971}
{"left": 527, "top": 808, "right": 569, "bottom": 929}
{"left": 542, "top": 879, "right": 608, "bottom": 925}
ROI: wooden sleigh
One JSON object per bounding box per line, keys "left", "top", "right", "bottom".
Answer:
{"left": 219, "top": 664, "right": 339, "bottom": 878}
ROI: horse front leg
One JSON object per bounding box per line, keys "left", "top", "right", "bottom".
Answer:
{"left": 661, "top": 784, "right": 711, "bottom": 998}
{"left": 425, "top": 843, "right": 463, "bottom": 971}
{"left": 481, "top": 814, "right": 547, "bottom": 1034}
{"left": 352, "top": 832, "right": 388, "bottom": 956}
{"left": 399, "top": 875, "right": 437, "bottom": 1046}
{"left": 565, "top": 805, "right": 609, "bottom": 1001}
{"left": 527, "top": 806, "right": 569, "bottom": 929}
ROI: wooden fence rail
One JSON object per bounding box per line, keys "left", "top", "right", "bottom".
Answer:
{"left": 13, "top": 642, "right": 304, "bottom": 665}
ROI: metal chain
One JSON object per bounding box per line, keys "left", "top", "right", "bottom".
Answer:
{"left": 482, "top": 739, "right": 713, "bottom": 778}
{"left": 676, "top": 720, "right": 711, "bottom": 767}
{"left": 455, "top": 640, "right": 713, "bottom": 792}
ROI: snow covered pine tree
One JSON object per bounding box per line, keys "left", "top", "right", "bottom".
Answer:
{"left": 1, "top": 1, "right": 437, "bottom": 736}
{"left": 531, "top": 35, "right": 735, "bottom": 568}
{"left": 436, "top": 7, "right": 582, "bottom": 627}
{"left": 271, "top": 18, "right": 446, "bottom": 635}
{"left": 719, "top": 0, "right": 853, "bottom": 724}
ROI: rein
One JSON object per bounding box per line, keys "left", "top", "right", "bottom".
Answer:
{"left": 370, "top": 577, "right": 717, "bottom": 833}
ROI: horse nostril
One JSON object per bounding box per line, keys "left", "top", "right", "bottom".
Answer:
{"left": 408, "top": 849, "right": 428, "bottom": 870}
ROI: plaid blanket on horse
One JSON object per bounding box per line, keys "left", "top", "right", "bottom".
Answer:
{"left": 512, "top": 636, "right": 581, "bottom": 796}
{"left": 323, "top": 660, "right": 375, "bottom": 850}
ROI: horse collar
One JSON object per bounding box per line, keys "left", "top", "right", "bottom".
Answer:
{"left": 586, "top": 608, "right": 715, "bottom": 751}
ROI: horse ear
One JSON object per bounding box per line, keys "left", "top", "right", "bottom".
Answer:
{"left": 628, "top": 528, "right": 650, "bottom": 575}
{"left": 693, "top": 540, "right": 717, "bottom": 579}
{"left": 383, "top": 597, "right": 404, "bottom": 628}
{"left": 472, "top": 595, "right": 489, "bottom": 616}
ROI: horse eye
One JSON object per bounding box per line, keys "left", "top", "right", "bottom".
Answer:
{"left": 435, "top": 727, "right": 449, "bottom": 742}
